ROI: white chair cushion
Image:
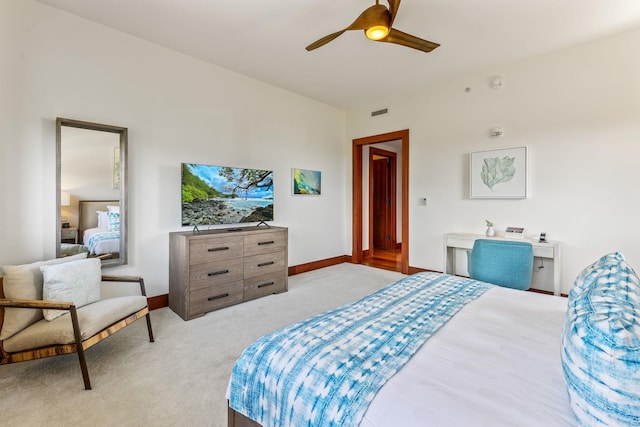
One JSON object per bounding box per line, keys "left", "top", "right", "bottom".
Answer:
{"left": 2, "top": 296, "right": 148, "bottom": 352}
{"left": 40, "top": 258, "right": 102, "bottom": 321}
{"left": 0, "top": 253, "right": 88, "bottom": 340}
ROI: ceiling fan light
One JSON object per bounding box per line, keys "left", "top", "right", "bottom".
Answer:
{"left": 366, "top": 25, "right": 389, "bottom": 40}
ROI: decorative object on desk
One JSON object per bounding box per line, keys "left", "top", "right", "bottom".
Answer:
{"left": 470, "top": 147, "right": 527, "bottom": 199}
{"left": 505, "top": 227, "right": 525, "bottom": 239}
{"left": 539, "top": 232, "right": 547, "bottom": 243}
{"left": 485, "top": 220, "right": 495, "bottom": 237}
{"left": 292, "top": 168, "right": 321, "bottom": 196}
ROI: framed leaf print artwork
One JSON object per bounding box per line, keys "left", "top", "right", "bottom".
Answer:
{"left": 469, "top": 147, "right": 527, "bottom": 199}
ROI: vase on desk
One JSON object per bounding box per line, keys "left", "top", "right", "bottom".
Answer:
{"left": 486, "top": 227, "right": 495, "bottom": 237}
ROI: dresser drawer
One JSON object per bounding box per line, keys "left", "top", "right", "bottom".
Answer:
{"left": 189, "top": 280, "right": 243, "bottom": 316}
{"left": 244, "top": 272, "right": 287, "bottom": 301}
{"left": 244, "top": 231, "right": 286, "bottom": 257}
{"left": 244, "top": 250, "right": 285, "bottom": 279}
{"left": 189, "top": 258, "right": 243, "bottom": 290}
{"left": 189, "top": 236, "right": 243, "bottom": 265}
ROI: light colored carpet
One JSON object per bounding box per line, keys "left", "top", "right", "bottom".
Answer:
{"left": 0, "top": 263, "right": 405, "bottom": 427}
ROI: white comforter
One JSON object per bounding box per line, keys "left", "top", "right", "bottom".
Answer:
{"left": 82, "top": 227, "right": 120, "bottom": 255}
{"left": 361, "top": 286, "right": 575, "bottom": 426}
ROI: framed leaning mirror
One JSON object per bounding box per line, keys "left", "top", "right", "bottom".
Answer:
{"left": 56, "top": 118, "right": 128, "bottom": 267}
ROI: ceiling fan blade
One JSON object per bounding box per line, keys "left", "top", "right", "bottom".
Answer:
{"left": 379, "top": 28, "right": 440, "bottom": 52}
{"left": 306, "top": 30, "right": 347, "bottom": 51}
{"left": 306, "top": 4, "right": 390, "bottom": 51}
{"left": 387, "top": 0, "right": 401, "bottom": 26}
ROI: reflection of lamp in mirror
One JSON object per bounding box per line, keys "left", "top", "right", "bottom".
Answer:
{"left": 60, "top": 191, "right": 70, "bottom": 228}
{"left": 60, "top": 191, "right": 70, "bottom": 206}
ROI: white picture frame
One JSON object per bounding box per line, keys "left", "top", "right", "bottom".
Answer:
{"left": 469, "top": 147, "right": 527, "bottom": 199}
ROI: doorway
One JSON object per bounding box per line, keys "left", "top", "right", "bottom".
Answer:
{"left": 352, "top": 129, "right": 409, "bottom": 274}
{"left": 369, "top": 147, "right": 397, "bottom": 252}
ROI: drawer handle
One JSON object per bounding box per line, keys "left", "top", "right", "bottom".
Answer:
{"left": 208, "top": 246, "right": 229, "bottom": 252}
{"left": 258, "top": 240, "right": 275, "bottom": 246}
{"left": 257, "top": 261, "right": 274, "bottom": 267}
{"left": 208, "top": 293, "right": 229, "bottom": 301}
{"left": 257, "top": 281, "right": 275, "bottom": 289}
{"left": 208, "top": 269, "right": 229, "bottom": 276}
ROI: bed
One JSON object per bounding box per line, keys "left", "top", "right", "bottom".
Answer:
{"left": 227, "top": 253, "right": 640, "bottom": 427}
{"left": 78, "top": 200, "right": 121, "bottom": 257}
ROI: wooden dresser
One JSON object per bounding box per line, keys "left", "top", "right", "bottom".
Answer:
{"left": 169, "top": 226, "right": 288, "bottom": 320}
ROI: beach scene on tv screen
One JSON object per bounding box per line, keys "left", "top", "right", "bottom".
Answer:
{"left": 181, "top": 163, "right": 274, "bottom": 226}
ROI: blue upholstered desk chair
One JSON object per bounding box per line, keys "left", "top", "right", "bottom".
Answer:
{"left": 467, "top": 239, "right": 534, "bottom": 290}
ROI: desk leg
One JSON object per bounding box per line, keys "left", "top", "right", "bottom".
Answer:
{"left": 553, "top": 246, "right": 562, "bottom": 296}
{"left": 443, "top": 246, "right": 455, "bottom": 275}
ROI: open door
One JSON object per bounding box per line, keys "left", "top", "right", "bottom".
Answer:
{"left": 353, "top": 129, "right": 409, "bottom": 274}
{"left": 370, "top": 147, "right": 397, "bottom": 252}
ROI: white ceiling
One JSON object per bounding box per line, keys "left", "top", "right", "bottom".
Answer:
{"left": 36, "top": 0, "right": 640, "bottom": 109}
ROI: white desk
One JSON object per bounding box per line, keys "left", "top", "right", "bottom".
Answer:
{"left": 443, "top": 233, "right": 562, "bottom": 296}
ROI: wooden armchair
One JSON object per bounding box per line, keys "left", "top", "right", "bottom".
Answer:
{"left": 0, "top": 272, "right": 154, "bottom": 390}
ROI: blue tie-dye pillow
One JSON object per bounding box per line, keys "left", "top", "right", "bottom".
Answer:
{"left": 572, "top": 252, "right": 640, "bottom": 300}
{"left": 107, "top": 211, "right": 120, "bottom": 232}
{"left": 562, "top": 252, "right": 640, "bottom": 426}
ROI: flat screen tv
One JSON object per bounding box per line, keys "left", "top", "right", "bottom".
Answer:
{"left": 181, "top": 163, "right": 274, "bottom": 227}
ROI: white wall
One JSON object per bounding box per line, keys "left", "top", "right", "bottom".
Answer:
{"left": 4, "top": 1, "right": 640, "bottom": 298}
{"left": 0, "top": 0, "right": 349, "bottom": 296}
{"left": 347, "top": 27, "right": 640, "bottom": 294}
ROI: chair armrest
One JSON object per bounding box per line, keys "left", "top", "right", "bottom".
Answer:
{"left": 101, "top": 275, "right": 142, "bottom": 283}
{"left": 100, "top": 275, "right": 148, "bottom": 297}
{"left": 0, "top": 298, "right": 74, "bottom": 311}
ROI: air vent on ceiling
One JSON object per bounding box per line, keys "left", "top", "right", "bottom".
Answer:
{"left": 371, "top": 108, "right": 388, "bottom": 117}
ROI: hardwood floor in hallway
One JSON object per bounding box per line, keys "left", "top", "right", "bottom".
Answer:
{"left": 362, "top": 248, "right": 402, "bottom": 272}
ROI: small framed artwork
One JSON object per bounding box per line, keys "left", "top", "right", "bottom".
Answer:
{"left": 469, "top": 147, "right": 527, "bottom": 199}
{"left": 113, "top": 147, "right": 121, "bottom": 190}
{"left": 292, "top": 168, "right": 321, "bottom": 196}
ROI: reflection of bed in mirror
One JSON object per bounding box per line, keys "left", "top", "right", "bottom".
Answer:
{"left": 78, "top": 200, "right": 120, "bottom": 258}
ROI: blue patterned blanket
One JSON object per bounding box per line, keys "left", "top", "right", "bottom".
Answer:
{"left": 228, "top": 272, "right": 492, "bottom": 426}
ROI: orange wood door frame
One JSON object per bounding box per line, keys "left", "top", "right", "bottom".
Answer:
{"left": 353, "top": 129, "right": 409, "bottom": 274}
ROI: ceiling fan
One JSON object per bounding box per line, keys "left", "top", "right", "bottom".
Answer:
{"left": 306, "top": 0, "right": 439, "bottom": 53}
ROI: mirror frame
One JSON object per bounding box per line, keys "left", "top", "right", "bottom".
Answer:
{"left": 56, "top": 118, "right": 128, "bottom": 267}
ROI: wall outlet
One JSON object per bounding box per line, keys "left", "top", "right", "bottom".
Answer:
{"left": 419, "top": 197, "right": 428, "bottom": 205}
